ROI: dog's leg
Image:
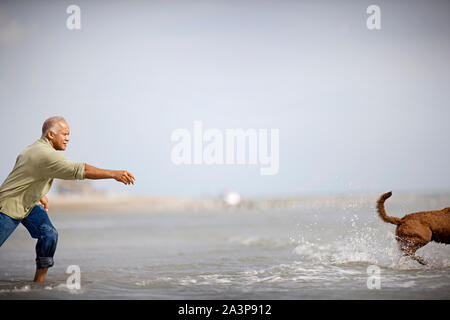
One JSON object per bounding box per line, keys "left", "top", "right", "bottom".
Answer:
{"left": 396, "top": 224, "right": 432, "bottom": 266}
{"left": 411, "top": 255, "right": 427, "bottom": 266}
{"left": 397, "top": 238, "right": 428, "bottom": 265}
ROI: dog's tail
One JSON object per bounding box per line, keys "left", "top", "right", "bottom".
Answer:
{"left": 377, "top": 191, "right": 402, "bottom": 225}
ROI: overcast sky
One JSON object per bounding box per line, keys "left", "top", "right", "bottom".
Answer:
{"left": 0, "top": 0, "right": 449, "bottom": 197}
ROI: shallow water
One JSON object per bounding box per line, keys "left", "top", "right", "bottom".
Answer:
{"left": 1, "top": 194, "right": 449, "bottom": 299}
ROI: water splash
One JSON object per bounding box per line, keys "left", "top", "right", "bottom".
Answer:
{"left": 291, "top": 208, "right": 450, "bottom": 270}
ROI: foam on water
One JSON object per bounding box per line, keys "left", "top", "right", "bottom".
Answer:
{"left": 0, "top": 281, "right": 86, "bottom": 295}
{"left": 228, "top": 235, "right": 297, "bottom": 249}
{"left": 0, "top": 285, "right": 31, "bottom": 293}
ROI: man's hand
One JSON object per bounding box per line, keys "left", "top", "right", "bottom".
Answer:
{"left": 113, "top": 170, "right": 136, "bottom": 185}
{"left": 40, "top": 195, "right": 49, "bottom": 212}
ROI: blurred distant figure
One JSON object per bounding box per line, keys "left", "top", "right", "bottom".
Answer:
{"left": 0, "top": 116, "right": 136, "bottom": 282}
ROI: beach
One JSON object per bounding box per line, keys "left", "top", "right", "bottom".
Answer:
{"left": 0, "top": 193, "right": 449, "bottom": 299}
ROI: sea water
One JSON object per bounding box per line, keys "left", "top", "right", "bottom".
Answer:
{"left": 0, "top": 194, "right": 449, "bottom": 299}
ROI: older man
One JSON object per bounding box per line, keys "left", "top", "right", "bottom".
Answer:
{"left": 0, "top": 116, "right": 135, "bottom": 282}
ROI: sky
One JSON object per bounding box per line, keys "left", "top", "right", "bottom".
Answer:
{"left": 0, "top": 0, "right": 449, "bottom": 198}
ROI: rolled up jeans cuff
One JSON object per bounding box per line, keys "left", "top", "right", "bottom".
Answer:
{"left": 36, "top": 257, "right": 54, "bottom": 269}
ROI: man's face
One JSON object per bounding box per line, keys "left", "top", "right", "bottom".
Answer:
{"left": 48, "top": 121, "right": 70, "bottom": 151}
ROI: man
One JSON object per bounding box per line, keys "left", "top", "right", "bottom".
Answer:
{"left": 0, "top": 116, "right": 136, "bottom": 282}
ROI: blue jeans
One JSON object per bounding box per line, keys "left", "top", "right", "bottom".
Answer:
{"left": 0, "top": 205, "right": 58, "bottom": 269}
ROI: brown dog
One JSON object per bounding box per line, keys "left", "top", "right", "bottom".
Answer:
{"left": 377, "top": 191, "right": 450, "bottom": 265}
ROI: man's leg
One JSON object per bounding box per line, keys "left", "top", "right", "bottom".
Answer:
{"left": 33, "top": 267, "right": 49, "bottom": 282}
{"left": 0, "top": 212, "right": 21, "bottom": 246}
{"left": 21, "top": 205, "right": 58, "bottom": 282}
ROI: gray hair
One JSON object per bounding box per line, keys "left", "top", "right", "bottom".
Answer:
{"left": 42, "top": 116, "right": 67, "bottom": 137}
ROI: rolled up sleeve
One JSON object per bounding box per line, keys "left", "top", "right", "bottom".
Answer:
{"left": 37, "top": 152, "right": 85, "bottom": 180}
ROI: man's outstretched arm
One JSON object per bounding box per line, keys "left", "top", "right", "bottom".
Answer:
{"left": 39, "top": 165, "right": 135, "bottom": 212}
{"left": 84, "top": 164, "right": 136, "bottom": 185}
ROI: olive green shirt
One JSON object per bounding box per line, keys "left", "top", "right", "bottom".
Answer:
{"left": 0, "top": 137, "right": 85, "bottom": 219}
